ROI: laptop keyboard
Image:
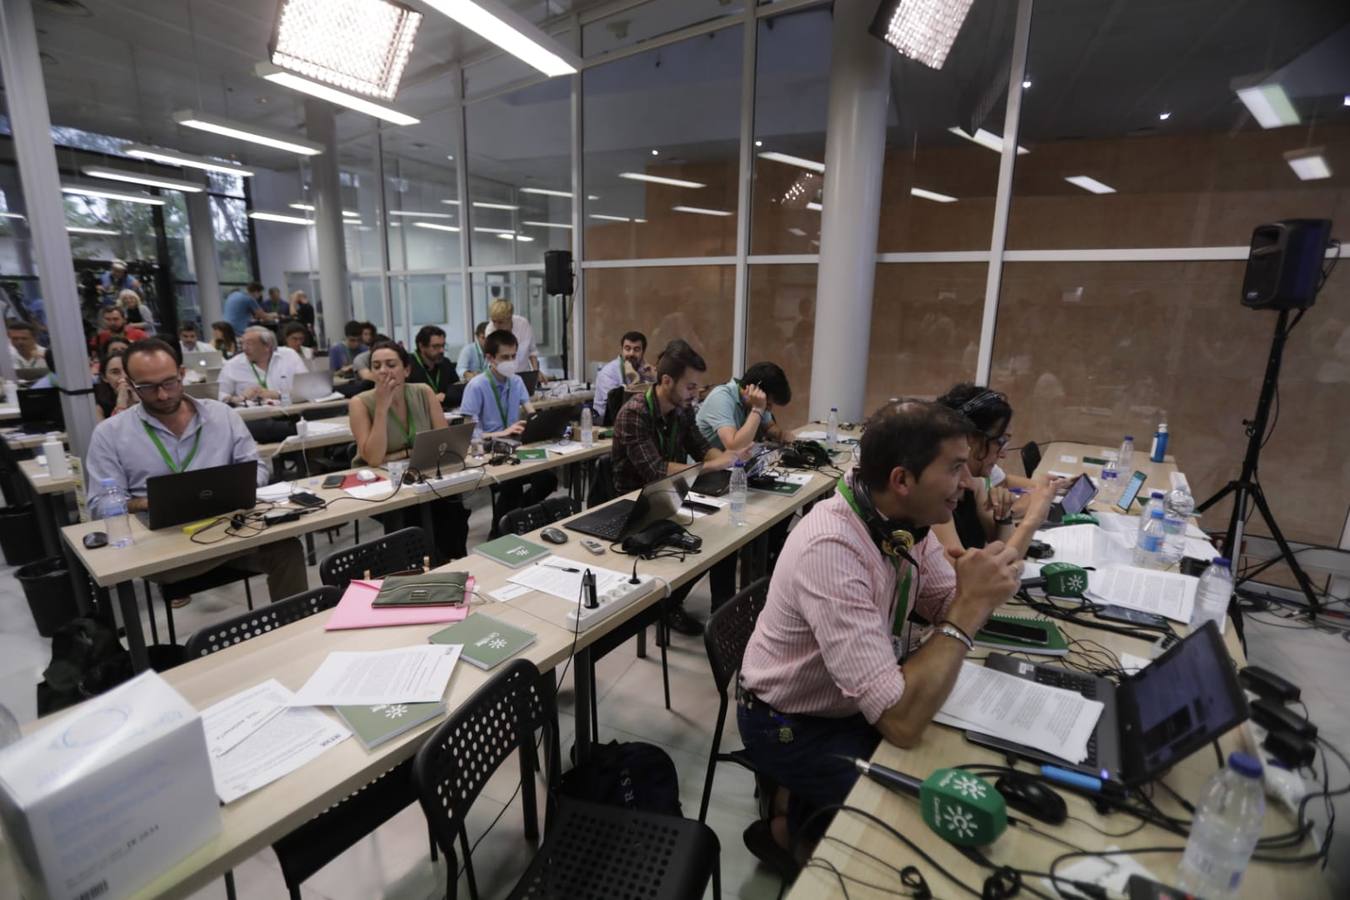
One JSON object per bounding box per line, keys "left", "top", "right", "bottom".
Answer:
{"left": 1033, "top": 668, "right": 1100, "bottom": 765}
{"left": 567, "top": 500, "right": 635, "bottom": 541}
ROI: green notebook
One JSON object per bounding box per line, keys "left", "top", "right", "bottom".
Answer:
{"left": 428, "top": 613, "right": 537, "bottom": 669}
{"left": 473, "top": 534, "right": 551, "bottom": 569}
{"left": 335, "top": 701, "right": 444, "bottom": 749}
{"left": 515, "top": 447, "right": 548, "bottom": 461}
{"left": 973, "top": 614, "right": 1068, "bottom": 657}
{"left": 749, "top": 478, "right": 802, "bottom": 495}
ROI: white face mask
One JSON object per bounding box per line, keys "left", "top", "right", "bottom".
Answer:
{"left": 495, "top": 359, "right": 518, "bottom": 377}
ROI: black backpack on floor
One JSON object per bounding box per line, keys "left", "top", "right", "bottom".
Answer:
{"left": 37, "top": 617, "right": 133, "bottom": 716}
{"left": 556, "top": 740, "right": 683, "bottom": 816}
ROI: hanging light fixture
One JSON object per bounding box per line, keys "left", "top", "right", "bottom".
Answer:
{"left": 270, "top": 0, "right": 421, "bottom": 101}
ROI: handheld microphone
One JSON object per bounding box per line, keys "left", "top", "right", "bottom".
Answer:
{"left": 1021, "top": 561, "right": 1088, "bottom": 599}
{"left": 854, "top": 760, "right": 1007, "bottom": 846}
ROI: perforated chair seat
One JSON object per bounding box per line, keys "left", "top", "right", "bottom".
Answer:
{"left": 499, "top": 496, "right": 583, "bottom": 536}
{"left": 510, "top": 797, "right": 720, "bottom": 900}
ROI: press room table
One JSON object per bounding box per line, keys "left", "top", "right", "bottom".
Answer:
{"left": 232, "top": 397, "right": 351, "bottom": 421}
{"left": 788, "top": 444, "right": 1331, "bottom": 899}
{"left": 8, "top": 449, "right": 844, "bottom": 900}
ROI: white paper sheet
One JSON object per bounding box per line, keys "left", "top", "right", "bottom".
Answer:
{"left": 795, "top": 430, "right": 828, "bottom": 440}
{"left": 489, "top": 583, "right": 530, "bottom": 602}
{"left": 507, "top": 556, "right": 637, "bottom": 602}
{"left": 291, "top": 645, "right": 463, "bottom": 706}
{"left": 257, "top": 481, "right": 293, "bottom": 502}
{"left": 1184, "top": 536, "right": 1219, "bottom": 561}
{"left": 300, "top": 420, "right": 349, "bottom": 435}
{"left": 1058, "top": 455, "right": 1079, "bottom": 464}
{"left": 1037, "top": 524, "right": 1130, "bottom": 568}
{"left": 1086, "top": 565, "right": 1198, "bottom": 623}
{"left": 1096, "top": 514, "right": 1140, "bottom": 538}
{"left": 543, "top": 440, "right": 588, "bottom": 456}
{"left": 934, "top": 662, "right": 1104, "bottom": 764}
{"left": 1118, "top": 652, "right": 1153, "bottom": 674}
{"left": 202, "top": 679, "right": 350, "bottom": 804}
{"left": 344, "top": 480, "right": 398, "bottom": 500}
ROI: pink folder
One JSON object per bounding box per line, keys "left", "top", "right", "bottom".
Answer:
{"left": 325, "top": 578, "right": 473, "bottom": 631}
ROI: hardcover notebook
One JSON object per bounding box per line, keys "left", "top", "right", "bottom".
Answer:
{"left": 515, "top": 447, "right": 548, "bottom": 461}
{"left": 428, "top": 614, "right": 536, "bottom": 669}
{"left": 325, "top": 578, "right": 472, "bottom": 631}
{"left": 972, "top": 615, "right": 1068, "bottom": 657}
{"left": 473, "top": 534, "right": 551, "bottom": 569}
{"left": 335, "top": 701, "right": 444, "bottom": 749}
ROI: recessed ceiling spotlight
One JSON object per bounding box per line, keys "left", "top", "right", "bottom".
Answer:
{"left": 1158, "top": 111, "right": 1171, "bottom": 121}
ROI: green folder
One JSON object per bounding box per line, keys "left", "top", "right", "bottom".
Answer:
{"left": 515, "top": 447, "right": 548, "bottom": 461}
{"left": 428, "top": 613, "right": 537, "bottom": 670}
{"left": 749, "top": 479, "right": 802, "bottom": 495}
{"left": 973, "top": 615, "right": 1069, "bottom": 657}
{"left": 335, "top": 701, "right": 444, "bottom": 750}
{"left": 473, "top": 534, "right": 551, "bottom": 569}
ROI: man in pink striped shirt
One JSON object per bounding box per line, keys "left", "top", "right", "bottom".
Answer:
{"left": 737, "top": 401, "right": 1023, "bottom": 870}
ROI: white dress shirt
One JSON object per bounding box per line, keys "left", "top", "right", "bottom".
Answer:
{"left": 218, "top": 346, "right": 307, "bottom": 401}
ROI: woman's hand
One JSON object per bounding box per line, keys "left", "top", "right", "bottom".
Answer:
{"left": 1018, "top": 476, "right": 1057, "bottom": 527}
{"left": 373, "top": 370, "right": 400, "bottom": 405}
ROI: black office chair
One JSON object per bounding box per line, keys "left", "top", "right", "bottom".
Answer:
{"left": 184, "top": 586, "right": 340, "bottom": 658}
{"left": 144, "top": 564, "right": 258, "bottom": 646}
{"left": 498, "top": 496, "right": 582, "bottom": 536}
{"left": 413, "top": 659, "right": 721, "bottom": 900}
{"left": 586, "top": 457, "right": 617, "bottom": 509}
{"left": 319, "top": 526, "right": 432, "bottom": 590}
{"left": 1021, "top": 441, "right": 1042, "bottom": 478}
{"left": 602, "top": 385, "right": 629, "bottom": 427}
{"left": 698, "top": 576, "right": 770, "bottom": 823}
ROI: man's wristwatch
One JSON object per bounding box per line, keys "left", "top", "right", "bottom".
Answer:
{"left": 928, "top": 621, "right": 974, "bottom": 651}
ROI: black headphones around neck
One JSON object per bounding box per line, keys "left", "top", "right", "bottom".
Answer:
{"left": 843, "top": 474, "right": 928, "bottom": 566}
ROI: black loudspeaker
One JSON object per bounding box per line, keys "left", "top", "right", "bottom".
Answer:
{"left": 1241, "top": 219, "right": 1332, "bottom": 310}
{"left": 544, "top": 249, "right": 573, "bottom": 296}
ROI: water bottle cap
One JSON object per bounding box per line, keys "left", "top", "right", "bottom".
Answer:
{"left": 733, "top": 460, "right": 744, "bottom": 468}
{"left": 1211, "top": 556, "right": 1231, "bottom": 569}
{"left": 1149, "top": 491, "right": 1165, "bottom": 498}
{"left": 1124, "top": 435, "right": 1133, "bottom": 441}
{"left": 1228, "top": 751, "right": 1262, "bottom": 778}
{"left": 1149, "top": 508, "right": 1164, "bottom": 518}
{"left": 99, "top": 477, "right": 115, "bottom": 487}
{"left": 830, "top": 407, "right": 838, "bottom": 412}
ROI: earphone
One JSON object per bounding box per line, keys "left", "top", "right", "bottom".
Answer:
{"left": 837, "top": 475, "right": 925, "bottom": 566}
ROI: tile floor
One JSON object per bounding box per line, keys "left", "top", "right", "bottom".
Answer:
{"left": 0, "top": 494, "right": 1346, "bottom": 899}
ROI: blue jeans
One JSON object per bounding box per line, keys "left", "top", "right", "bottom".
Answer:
{"left": 736, "top": 688, "right": 881, "bottom": 841}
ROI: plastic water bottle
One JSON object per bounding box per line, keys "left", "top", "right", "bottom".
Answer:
{"left": 729, "top": 461, "right": 747, "bottom": 527}
{"left": 42, "top": 433, "right": 68, "bottom": 479}
{"left": 93, "top": 478, "right": 134, "bottom": 548}
{"left": 1136, "top": 491, "right": 1165, "bottom": 544}
{"left": 580, "top": 405, "right": 593, "bottom": 448}
{"left": 1150, "top": 419, "right": 1169, "bottom": 463}
{"left": 1117, "top": 435, "right": 1134, "bottom": 471}
{"left": 1189, "top": 557, "right": 1233, "bottom": 634}
{"left": 1160, "top": 513, "right": 1186, "bottom": 566}
{"left": 1097, "top": 458, "right": 1120, "bottom": 505}
{"left": 1177, "top": 752, "right": 1265, "bottom": 898}
{"left": 1132, "top": 509, "right": 1166, "bottom": 569}
{"left": 826, "top": 407, "right": 839, "bottom": 446}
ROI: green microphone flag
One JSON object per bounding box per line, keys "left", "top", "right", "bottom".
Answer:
{"left": 855, "top": 760, "right": 1007, "bottom": 846}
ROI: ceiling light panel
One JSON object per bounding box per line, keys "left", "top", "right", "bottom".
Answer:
{"left": 1235, "top": 83, "right": 1300, "bottom": 129}
{"left": 81, "top": 166, "right": 203, "bottom": 193}
{"left": 288, "top": 202, "right": 361, "bottom": 217}
{"left": 519, "top": 187, "right": 573, "bottom": 198}
{"left": 62, "top": 185, "right": 164, "bottom": 206}
{"left": 472, "top": 201, "right": 519, "bottom": 210}
{"left": 257, "top": 65, "right": 420, "bottom": 125}
{"left": 412, "top": 222, "right": 462, "bottom": 232}
{"left": 870, "top": 0, "right": 975, "bottom": 70}
{"left": 174, "top": 110, "right": 324, "bottom": 156}
{"left": 271, "top": 0, "right": 421, "bottom": 101}
{"left": 910, "top": 187, "right": 957, "bottom": 203}
{"left": 1064, "top": 175, "right": 1116, "bottom": 194}
{"left": 121, "top": 143, "right": 255, "bottom": 177}
{"left": 672, "top": 206, "right": 733, "bottom": 217}
{"left": 420, "top": 0, "right": 580, "bottom": 78}
{"left": 947, "top": 126, "right": 1029, "bottom": 155}
{"left": 67, "top": 226, "right": 121, "bottom": 236}
{"left": 618, "top": 172, "right": 705, "bottom": 189}
{"left": 1284, "top": 147, "right": 1331, "bottom": 181}
{"left": 757, "top": 151, "right": 825, "bottom": 174}
{"left": 249, "top": 211, "right": 313, "bottom": 225}
{"left": 522, "top": 220, "right": 572, "bottom": 229}
{"left": 388, "top": 210, "right": 455, "bottom": 219}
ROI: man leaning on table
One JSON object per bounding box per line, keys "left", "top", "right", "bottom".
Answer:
{"left": 735, "top": 400, "right": 1030, "bottom": 872}
{"left": 218, "top": 325, "right": 307, "bottom": 405}
{"left": 84, "top": 338, "right": 307, "bottom": 606}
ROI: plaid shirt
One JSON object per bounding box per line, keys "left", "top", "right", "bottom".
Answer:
{"left": 611, "top": 391, "right": 711, "bottom": 493}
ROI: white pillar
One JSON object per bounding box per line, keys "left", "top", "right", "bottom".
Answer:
{"left": 305, "top": 99, "right": 351, "bottom": 339}
{"left": 185, "top": 190, "right": 222, "bottom": 328}
{"left": 0, "top": 0, "right": 97, "bottom": 457}
{"left": 808, "top": 0, "right": 892, "bottom": 423}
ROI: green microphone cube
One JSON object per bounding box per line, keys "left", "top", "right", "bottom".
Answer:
{"left": 919, "top": 769, "right": 1007, "bottom": 846}
{"left": 1040, "top": 562, "right": 1089, "bottom": 598}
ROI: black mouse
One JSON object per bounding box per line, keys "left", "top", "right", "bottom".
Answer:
{"left": 82, "top": 531, "right": 108, "bottom": 549}
{"left": 995, "top": 773, "right": 1067, "bottom": 825}
{"left": 540, "top": 527, "right": 568, "bottom": 545}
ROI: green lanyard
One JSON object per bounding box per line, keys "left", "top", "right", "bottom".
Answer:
{"left": 249, "top": 360, "right": 268, "bottom": 390}
{"left": 415, "top": 352, "right": 440, "bottom": 392}
{"left": 645, "top": 388, "right": 678, "bottom": 459}
{"left": 388, "top": 387, "right": 416, "bottom": 447}
{"left": 837, "top": 477, "right": 913, "bottom": 636}
{"left": 142, "top": 420, "right": 202, "bottom": 474}
{"left": 488, "top": 374, "right": 510, "bottom": 428}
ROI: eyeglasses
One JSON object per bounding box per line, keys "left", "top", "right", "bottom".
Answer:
{"left": 131, "top": 376, "right": 183, "bottom": 396}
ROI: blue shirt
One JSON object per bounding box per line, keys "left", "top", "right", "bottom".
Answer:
{"left": 328, "top": 342, "right": 365, "bottom": 371}
{"left": 457, "top": 340, "right": 486, "bottom": 377}
{"left": 224, "top": 290, "right": 261, "bottom": 337}
{"left": 460, "top": 370, "right": 528, "bottom": 434}
{"left": 696, "top": 378, "right": 774, "bottom": 451}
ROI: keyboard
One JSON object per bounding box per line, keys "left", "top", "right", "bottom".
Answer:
{"left": 1033, "top": 667, "right": 1100, "bottom": 764}
{"left": 564, "top": 499, "right": 636, "bottom": 541}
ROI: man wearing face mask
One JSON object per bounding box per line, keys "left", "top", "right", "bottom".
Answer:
{"left": 593, "top": 330, "right": 656, "bottom": 422}
{"left": 460, "top": 330, "right": 556, "bottom": 535}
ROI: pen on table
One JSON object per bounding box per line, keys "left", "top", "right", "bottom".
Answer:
{"left": 540, "top": 562, "right": 582, "bottom": 573}
{"left": 1008, "top": 487, "right": 1027, "bottom": 496}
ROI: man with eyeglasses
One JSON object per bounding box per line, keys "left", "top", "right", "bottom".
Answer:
{"left": 406, "top": 324, "right": 459, "bottom": 408}
{"left": 84, "top": 338, "right": 308, "bottom": 606}
{"left": 218, "top": 326, "right": 307, "bottom": 405}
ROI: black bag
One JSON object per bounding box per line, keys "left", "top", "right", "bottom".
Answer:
{"left": 37, "top": 617, "right": 134, "bottom": 716}
{"left": 556, "top": 740, "right": 683, "bottom": 816}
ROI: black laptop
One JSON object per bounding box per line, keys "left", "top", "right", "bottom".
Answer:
{"left": 965, "top": 621, "right": 1248, "bottom": 786}
{"left": 565, "top": 463, "right": 704, "bottom": 542}
{"left": 517, "top": 404, "right": 577, "bottom": 444}
{"left": 17, "top": 388, "right": 63, "bottom": 434}
{"left": 146, "top": 461, "right": 258, "bottom": 530}
{"left": 519, "top": 370, "right": 541, "bottom": 396}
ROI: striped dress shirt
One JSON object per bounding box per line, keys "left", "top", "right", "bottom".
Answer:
{"left": 740, "top": 486, "right": 958, "bottom": 724}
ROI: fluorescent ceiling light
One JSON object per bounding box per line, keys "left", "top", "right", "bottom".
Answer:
{"left": 342, "top": 219, "right": 365, "bottom": 226}
{"left": 947, "top": 126, "right": 1029, "bottom": 155}
{"left": 288, "top": 202, "right": 361, "bottom": 217}
{"left": 911, "top": 186, "right": 957, "bottom": 203}
{"left": 672, "top": 205, "right": 732, "bottom": 217}
{"left": 472, "top": 200, "right": 519, "bottom": 210}
{"left": 757, "top": 151, "right": 825, "bottom": 174}
{"left": 256, "top": 64, "right": 420, "bottom": 126}
{"left": 249, "top": 210, "right": 313, "bottom": 225}
{"left": 473, "top": 226, "right": 514, "bottom": 234}
{"left": 1064, "top": 175, "right": 1116, "bottom": 194}
{"left": 0, "top": 212, "right": 25, "bottom": 220}
{"left": 388, "top": 209, "right": 455, "bottom": 219}
{"left": 1235, "top": 83, "right": 1299, "bottom": 129}
{"left": 420, "top": 0, "right": 580, "bottom": 78}
{"left": 67, "top": 226, "right": 121, "bottom": 236}
{"left": 174, "top": 109, "right": 324, "bottom": 156}
{"left": 496, "top": 233, "right": 534, "bottom": 242}
{"left": 869, "top": 0, "right": 975, "bottom": 70}
{"left": 1022, "top": 79, "right": 1032, "bottom": 89}
{"left": 83, "top": 166, "right": 203, "bottom": 193}
{"left": 62, "top": 184, "right": 164, "bottom": 206}
{"left": 589, "top": 213, "right": 632, "bottom": 222}
{"left": 1284, "top": 147, "right": 1331, "bottom": 181}
{"left": 1158, "top": 111, "right": 1171, "bottom": 121}
{"left": 522, "top": 220, "right": 572, "bottom": 229}
{"left": 806, "top": 202, "right": 822, "bottom": 212}
{"left": 441, "top": 199, "right": 461, "bottom": 206}
{"left": 270, "top": 0, "right": 421, "bottom": 101}
{"left": 619, "top": 172, "right": 705, "bottom": 189}
{"left": 788, "top": 227, "right": 806, "bottom": 237}
{"left": 412, "top": 221, "right": 462, "bottom": 233}
{"left": 122, "top": 143, "right": 255, "bottom": 177}
{"left": 519, "top": 187, "right": 573, "bottom": 198}
{"left": 1344, "top": 95, "right": 1349, "bottom": 107}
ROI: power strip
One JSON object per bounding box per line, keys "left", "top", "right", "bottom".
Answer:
{"left": 566, "top": 575, "right": 657, "bottom": 631}
{"left": 412, "top": 469, "right": 483, "bottom": 494}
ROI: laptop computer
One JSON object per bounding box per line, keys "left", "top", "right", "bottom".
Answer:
{"left": 965, "top": 621, "right": 1247, "bottom": 786}
{"left": 146, "top": 461, "right": 258, "bottom": 530}
{"left": 518, "top": 370, "right": 540, "bottom": 396}
{"left": 691, "top": 446, "right": 776, "bottom": 496}
{"left": 441, "top": 381, "right": 467, "bottom": 411}
{"left": 517, "top": 404, "right": 576, "bottom": 445}
{"left": 183, "top": 350, "right": 224, "bottom": 372}
{"left": 17, "top": 388, "right": 63, "bottom": 434}
{"left": 409, "top": 422, "right": 476, "bottom": 476}
{"left": 290, "top": 370, "right": 334, "bottom": 403}
{"left": 307, "top": 356, "right": 331, "bottom": 373}
{"left": 1044, "top": 472, "right": 1097, "bottom": 524}
{"left": 566, "top": 463, "right": 704, "bottom": 542}
{"left": 183, "top": 381, "right": 216, "bottom": 400}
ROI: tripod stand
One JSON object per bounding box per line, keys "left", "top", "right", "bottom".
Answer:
{"left": 1195, "top": 308, "right": 1323, "bottom": 627}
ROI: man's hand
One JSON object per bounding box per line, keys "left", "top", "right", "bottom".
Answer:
{"left": 241, "top": 385, "right": 266, "bottom": 401}
{"left": 435, "top": 392, "right": 446, "bottom": 404}
{"left": 741, "top": 384, "right": 768, "bottom": 412}
{"left": 948, "top": 541, "right": 1022, "bottom": 633}
{"left": 504, "top": 420, "right": 526, "bottom": 437}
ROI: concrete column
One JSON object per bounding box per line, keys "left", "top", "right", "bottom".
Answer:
{"left": 305, "top": 99, "right": 351, "bottom": 339}
{"left": 0, "top": 0, "right": 97, "bottom": 457}
{"left": 807, "top": 0, "right": 892, "bottom": 422}
{"left": 185, "top": 190, "right": 223, "bottom": 328}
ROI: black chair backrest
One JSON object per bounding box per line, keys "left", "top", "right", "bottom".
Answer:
{"left": 603, "top": 386, "right": 628, "bottom": 426}
{"left": 498, "top": 496, "right": 583, "bottom": 536}
{"left": 184, "top": 586, "right": 341, "bottom": 659}
{"left": 703, "top": 576, "right": 770, "bottom": 695}
{"left": 588, "top": 458, "right": 617, "bottom": 509}
{"left": 1021, "top": 441, "right": 1042, "bottom": 479}
{"left": 319, "top": 526, "right": 431, "bottom": 590}
{"left": 413, "top": 660, "right": 553, "bottom": 866}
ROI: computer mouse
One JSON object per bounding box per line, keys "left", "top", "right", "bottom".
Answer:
{"left": 995, "top": 773, "right": 1067, "bottom": 825}
{"left": 356, "top": 468, "right": 377, "bottom": 482}
{"left": 540, "top": 527, "right": 568, "bottom": 545}
{"left": 82, "top": 531, "right": 108, "bottom": 549}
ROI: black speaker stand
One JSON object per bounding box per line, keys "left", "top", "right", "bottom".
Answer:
{"left": 1196, "top": 308, "right": 1323, "bottom": 636}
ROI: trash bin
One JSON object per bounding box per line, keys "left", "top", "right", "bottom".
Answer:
{"left": 16, "top": 556, "right": 78, "bottom": 637}
{"left": 0, "top": 504, "right": 44, "bottom": 566}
